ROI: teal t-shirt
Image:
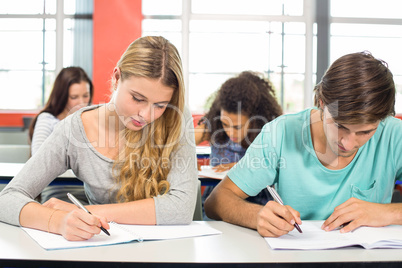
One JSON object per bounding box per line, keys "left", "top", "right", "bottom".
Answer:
{"left": 228, "top": 108, "right": 402, "bottom": 220}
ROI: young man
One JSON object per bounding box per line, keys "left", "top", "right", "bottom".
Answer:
{"left": 204, "top": 51, "right": 402, "bottom": 237}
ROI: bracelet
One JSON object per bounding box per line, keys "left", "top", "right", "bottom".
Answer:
{"left": 47, "top": 209, "right": 59, "bottom": 233}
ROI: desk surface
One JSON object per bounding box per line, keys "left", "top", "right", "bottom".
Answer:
{"left": 0, "top": 163, "right": 76, "bottom": 179}
{"left": 0, "top": 162, "right": 79, "bottom": 186}
{"left": 0, "top": 221, "right": 401, "bottom": 267}
{"left": 196, "top": 145, "right": 211, "bottom": 155}
{"left": 0, "top": 162, "right": 220, "bottom": 187}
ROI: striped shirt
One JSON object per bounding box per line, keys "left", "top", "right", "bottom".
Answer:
{"left": 31, "top": 112, "right": 60, "bottom": 155}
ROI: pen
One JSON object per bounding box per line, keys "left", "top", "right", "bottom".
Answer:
{"left": 266, "top": 186, "right": 303, "bottom": 233}
{"left": 67, "top": 193, "right": 110, "bottom": 236}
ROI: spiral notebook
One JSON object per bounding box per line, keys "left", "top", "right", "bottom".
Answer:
{"left": 22, "top": 222, "right": 222, "bottom": 250}
{"left": 265, "top": 221, "right": 402, "bottom": 250}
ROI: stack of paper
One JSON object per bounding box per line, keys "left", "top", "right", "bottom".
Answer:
{"left": 198, "top": 166, "right": 228, "bottom": 180}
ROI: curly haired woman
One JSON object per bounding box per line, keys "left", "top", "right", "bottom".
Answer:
{"left": 195, "top": 71, "right": 282, "bottom": 219}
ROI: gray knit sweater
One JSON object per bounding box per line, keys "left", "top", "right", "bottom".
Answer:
{"left": 0, "top": 105, "right": 198, "bottom": 226}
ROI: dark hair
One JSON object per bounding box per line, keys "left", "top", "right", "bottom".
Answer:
{"left": 200, "top": 71, "right": 282, "bottom": 148}
{"left": 314, "top": 51, "right": 395, "bottom": 124}
{"left": 29, "top": 67, "right": 94, "bottom": 141}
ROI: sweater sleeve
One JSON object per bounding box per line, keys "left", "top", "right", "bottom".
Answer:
{"left": 31, "top": 113, "right": 60, "bottom": 155}
{"left": 153, "top": 108, "right": 198, "bottom": 225}
{"left": 0, "top": 118, "right": 71, "bottom": 226}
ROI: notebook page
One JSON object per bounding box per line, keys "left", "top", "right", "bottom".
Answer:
{"left": 22, "top": 222, "right": 222, "bottom": 250}
{"left": 118, "top": 222, "right": 222, "bottom": 240}
{"left": 265, "top": 221, "right": 355, "bottom": 250}
{"left": 351, "top": 225, "right": 402, "bottom": 249}
{"left": 198, "top": 166, "right": 228, "bottom": 180}
{"left": 22, "top": 223, "right": 138, "bottom": 250}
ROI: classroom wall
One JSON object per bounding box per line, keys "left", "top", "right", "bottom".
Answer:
{"left": 0, "top": 0, "right": 142, "bottom": 127}
{"left": 92, "top": 0, "right": 142, "bottom": 104}
{"left": 0, "top": 111, "right": 37, "bottom": 128}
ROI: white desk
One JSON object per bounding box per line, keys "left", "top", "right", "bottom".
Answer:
{"left": 196, "top": 145, "right": 211, "bottom": 155}
{"left": 0, "top": 162, "right": 79, "bottom": 185}
{"left": 0, "top": 162, "right": 219, "bottom": 187}
{"left": 0, "top": 221, "right": 401, "bottom": 267}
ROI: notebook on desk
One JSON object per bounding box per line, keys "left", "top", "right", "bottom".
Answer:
{"left": 198, "top": 166, "right": 228, "bottom": 180}
{"left": 265, "top": 220, "right": 402, "bottom": 250}
{"left": 22, "top": 222, "right": 222, "bottom": 250}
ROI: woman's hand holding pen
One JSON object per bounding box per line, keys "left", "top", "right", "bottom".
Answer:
{"left": 256, "top": 201, "right": 302, "bottom": 237}
{"left": 58, "top": 209, "right": 110, "bottom": 241}
{"left": 44, "top": 197, "right": 109, "bottom": 241}
{"left": 322, "top": 197, "right": 397, "bottom": 233}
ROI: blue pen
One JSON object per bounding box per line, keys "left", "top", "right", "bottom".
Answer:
{"left": 67, "top": 193, "right": 110, "bottom": 236}
{"left": 267, "top": 186, "right": 303, "bottom": 233}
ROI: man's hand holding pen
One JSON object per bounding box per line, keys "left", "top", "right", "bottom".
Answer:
{"left": 255, "top": 186, "right": 303, "bottom": 237}
{"left": 256, "top": 201, "right": 302, "bottom": 237}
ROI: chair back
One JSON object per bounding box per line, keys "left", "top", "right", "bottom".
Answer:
{"left": 193, "top": 180, "right": 203, "bottom": 221}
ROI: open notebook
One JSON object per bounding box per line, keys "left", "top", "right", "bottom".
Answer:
{"left": 22, "top": 222, "right": 222, "bottom": 250}
{"left": 265, "top": 220, "right": 402, "bottom": 250}
{"left": 198, "top": 166, "right": 228, "bottom": 180}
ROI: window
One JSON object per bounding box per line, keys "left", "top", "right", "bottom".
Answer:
{"left": 142, "top": 0, "right": 314, "bottom": 114}
{"left": 143, "top": 0, "right": 402, "bottom": 114}
{"left": 0, "top": 0, "right": 93, "bottom": 110}
{"left": 331, "top": 0, "right": 402, "bottom": 114}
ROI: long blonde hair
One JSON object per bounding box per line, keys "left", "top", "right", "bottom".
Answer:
{"left": 112, "top": 36, "right": 185, "bottom": 202}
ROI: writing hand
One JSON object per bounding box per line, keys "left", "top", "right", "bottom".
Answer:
{"left": 58, "top": 209, "right": 110, "bottom": 241}
{"left": 256, "top": 201, "right": 302, "bottom": 237}
{"left": 322, "top": 197, "right": 391, "bottom": 233}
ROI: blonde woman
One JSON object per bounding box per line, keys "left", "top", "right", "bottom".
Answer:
{"left": 0, "top": 36, "right": 197, "bottom": 241}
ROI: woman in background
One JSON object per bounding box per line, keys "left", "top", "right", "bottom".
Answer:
{"left": 28, "top": 66, "right": 94, "bottom": 204}
{"left": 29, "top": 67, "right": 93, "bottom": 154}
{"left": 195, "top": 71, "right": 282, "bottom": 219}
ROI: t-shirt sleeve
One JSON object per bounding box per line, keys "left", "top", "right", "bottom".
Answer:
{"left": 228, "top": 117, "right": 285, "bottom": 197}
{"left": 0, "top": 119, "right": 70, "bottom": 226}
{"left": 391, "top": 118, "right": 402, "bottom": 182}
{"left": 153, "top": 107, "right": 198, "bottom": 225}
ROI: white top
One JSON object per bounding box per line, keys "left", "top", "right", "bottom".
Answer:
{"left": 31, "top": 112, "right": 60, "bottom": 155}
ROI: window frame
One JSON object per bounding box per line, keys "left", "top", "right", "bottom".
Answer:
{"left": 0, "top": 0, "right": 92, "bottom": 111}
{"left": 143, "top": 0, "right": 402, "bottom": 114}
{"left": 143, "top": 0, "right": 316, "bottom": 113}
